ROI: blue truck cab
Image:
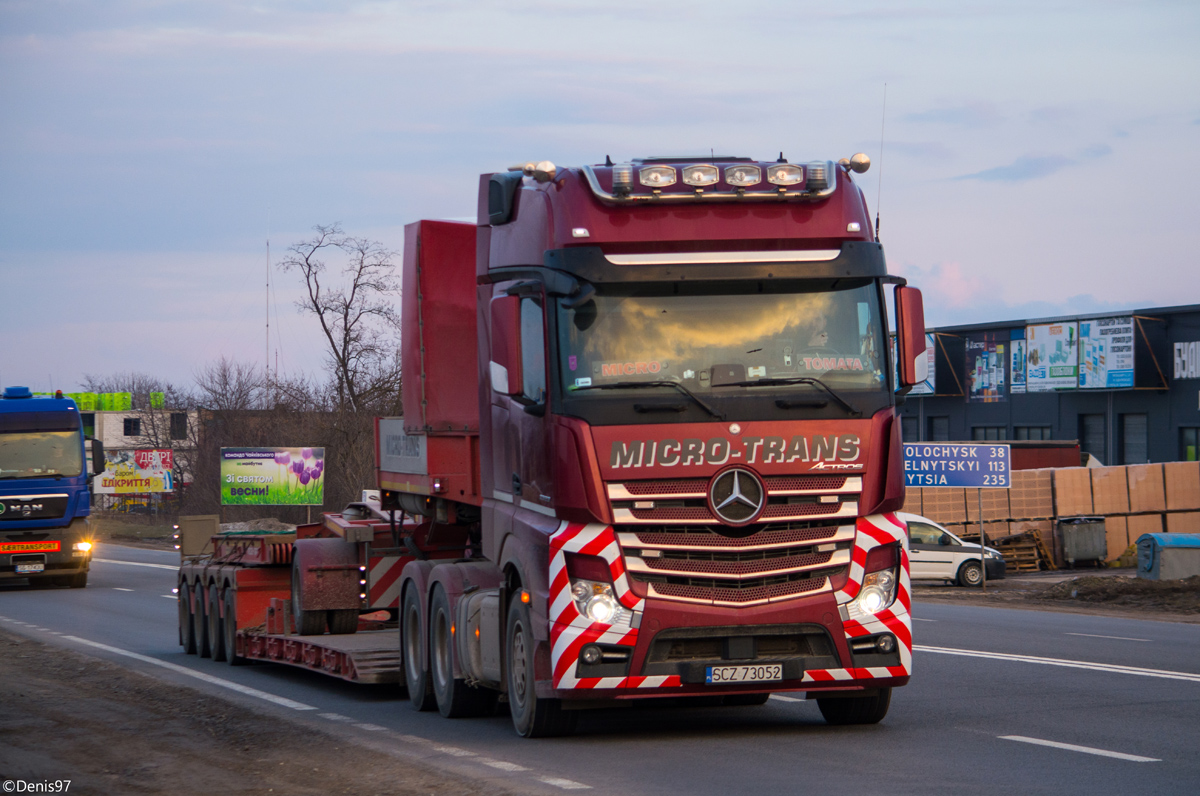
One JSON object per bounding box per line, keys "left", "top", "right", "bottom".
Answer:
{"left": 0, "top": 386, "right": 104, "bottom": 587}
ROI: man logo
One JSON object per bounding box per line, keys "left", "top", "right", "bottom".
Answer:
{"left": 0, "top": 502, "right": 6, "bottom": 516}
{"left": 708, "top": 467, "right": 765, "bottom": 526}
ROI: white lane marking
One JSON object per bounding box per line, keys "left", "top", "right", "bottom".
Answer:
{"left": 94, "top": 558, "right": 178, "bottom": 571}
{"left": 113, "top": 588, "right": 134, "bottom": 592}
{"left": 916, "top": 645, "right": 1200, "bottom": 683}
{"left": 353, "top": 723, "right": 387, "bottom": 731}
{"left": 769, "top": 694, "right": 805, "bottom": 703}
{"left": 1066, "top": 632, "right": 1149, "bottom": 642}
{"left": 436, "top": 746, "right": 476, "bottom": 757}
{"left": 161, "top": 595, "right": 176, "bottom": 599}
{"left": 1000, "top": 735, "right": 1160, "bottom": 762}
{"left": 539, "top": 776, "right": 592, "bottom": 790}
{"left": 318, "top": 712, "right": 354, "bottom": 722}
{"left": 912, "top": 618, "right": 936, "bottom": 622}
{"left": 61, "top": 636, "right": 317, "bottom": 710}
{"left": 479, "top": 759, "right": 528, "bottom": 772}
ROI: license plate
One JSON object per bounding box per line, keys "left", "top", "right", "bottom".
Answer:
{"left": 706, "top": 664, "right": 783, "bottom": 684}
{"left": 16, "top": 563, "right": 45, "bottom": 574}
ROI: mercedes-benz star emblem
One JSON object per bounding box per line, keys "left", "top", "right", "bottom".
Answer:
{"left": 709, "top": 467, "right": 765, "bottom": 526}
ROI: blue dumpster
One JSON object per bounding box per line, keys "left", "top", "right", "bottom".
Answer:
{"left": 1136, "top": 533, "right": 1200, "bottom": 581}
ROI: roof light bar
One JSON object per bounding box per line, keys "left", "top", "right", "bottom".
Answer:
{"left": 724, "top": 164, "right": 761, "bottom": 187}
{"left": 682, "top": 164, "right": 719, "bottom": 187}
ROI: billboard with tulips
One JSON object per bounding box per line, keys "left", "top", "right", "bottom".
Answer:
{"left": 219, "top": 447, "right": 325, "bottom": 506}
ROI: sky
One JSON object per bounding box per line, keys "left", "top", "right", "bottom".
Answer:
{"left": 2, "top": 0, "right": 1198, "bottom": 392}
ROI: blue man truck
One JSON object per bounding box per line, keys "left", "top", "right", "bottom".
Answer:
{"left": 0, "top": 386, "right": 105, "bottom": 587}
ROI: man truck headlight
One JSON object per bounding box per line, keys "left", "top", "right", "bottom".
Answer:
{"left": 853, "top": 542, "right": 900, "bottom": 616}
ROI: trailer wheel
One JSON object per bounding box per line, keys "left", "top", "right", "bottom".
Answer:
{"left": 208, "top": 583, "right": 227, "bottom": 662}
{"left": 430, "top": 586, "right": 497, "bottom": 718}
{"left": 327, "top": 610, "right": 359, "bottom": 635}
{"left": 224, "top": 587, "right": 244, "bottom": 666}
{"left": 179, "top": 579, "right": 197, "bottom": 654}
{"left": 291, "top": 558, "right": 326, "bottom": 636}
{"left": 957, "top": 561, "right": 983, "bottom": 588}
{"left": 506, "top": 597, "right": 577, "bottom": 738}
{"left": 816, "top": 688, "right": 892, "bottom": 725}
{"left": 402, "top": 586, "right": 436, "bottom": 711}
{"left": 193, "top": 581, "right": 211, "bottom": 658}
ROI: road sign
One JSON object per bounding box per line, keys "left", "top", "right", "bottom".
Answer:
{"left": 902, "top": 443, "right": 1011, "bottom": 489}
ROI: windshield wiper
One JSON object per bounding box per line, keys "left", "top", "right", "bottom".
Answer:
{"left": 719, "top": 377, "right": 861, "bottom": 416}
{"left": 571, "top": 381, "right": 726, "bottom": 420}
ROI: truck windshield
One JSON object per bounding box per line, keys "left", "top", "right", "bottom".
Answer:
{"left": 0, "top": 432, "right": 83, "bottom": 479}
{"left": 556, "top": 280, "right": 887, "bottom": 399}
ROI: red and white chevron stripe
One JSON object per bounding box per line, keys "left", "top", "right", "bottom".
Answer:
{"left": 368, "top": 554, "right": 405, "bottom": 610}
{"left": 804, "top": 512, "right": 913, "bottom": 682}
{"left": 548, "top": 521, "right": 681, "bottom": 690}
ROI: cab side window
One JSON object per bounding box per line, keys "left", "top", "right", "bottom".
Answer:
{"left": 520, "top": 297, "right": 546, "bottom": 405}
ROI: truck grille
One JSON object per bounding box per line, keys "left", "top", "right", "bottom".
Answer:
{"left": 608, "top": 476, "right": 860, "bottom": 525}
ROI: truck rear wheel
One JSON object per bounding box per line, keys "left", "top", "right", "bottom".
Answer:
{"left": 179, "top": 579, "right": 197, "bottom": 654}
{"left": 224, "top": 588, "right": 244, "bottom": 666}
{"left": 506, "top": 597, "right": 577, "bottom": 738}
{"left": 402, "top": 586, "right": 436, "bottom": 711}
{"left": 816, "top": 688, "right": 892, "bottom": 725}
{"left": 327, "top": 609, "right": 359, "bottom": 635}
{"left": 208, "top": 583, "right": 227, "bottom": 662}
{"left": 430, "top": 586, "right": 497, "bottom": 718}
{"left": 193, "top": 581, "right": 211, "bottom": 658}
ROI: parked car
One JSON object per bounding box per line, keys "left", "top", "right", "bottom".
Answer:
{"left": 899, "top": 512, "right": 1007, "bottom": 587}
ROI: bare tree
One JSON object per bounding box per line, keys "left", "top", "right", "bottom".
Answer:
{"left": 277, "top": 224, "right": 403, "bottom": 413}
{"left": 192, "top": 357, "right": 269, "bottom": 412}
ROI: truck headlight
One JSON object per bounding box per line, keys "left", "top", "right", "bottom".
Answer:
{"left": 854, "top": 569, "right": 897, "bottom": 615}
{"left": 570, "top": 580, "right": 625, "bottom": 625}
{"left": 73, "top": 541, "right": 93, "bottom": 552}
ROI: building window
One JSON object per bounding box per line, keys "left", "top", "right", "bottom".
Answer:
{"left": 1120, "top": 414, "right": 1148, "bottom": 464}
{"left": 1079, "top": 414, "right": 1106, "bottom": 465}
{"left": 901, "top": 416, "right": 918, "bottom": 442}
{"left": 1180, "top": 428, "right": 1198, "bottom": 462}
{"left": 80, "top": 412, "right": 95, "bottom": 439}
{"left": 928, "top": 417, "right": 950, "bottom": 442}
{"left": 1015, "top": 426, "right": 1053, "bottom": 441}
{"left": 170, "top": 412, "right": 188, "bottom": 441}
{"left": 123, "top": 417, "right": 141, "bottom": 437}
{"left": 972, "top": 426, "right": 1008, "bottom": 441}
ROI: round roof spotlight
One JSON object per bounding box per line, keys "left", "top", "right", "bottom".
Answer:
{"left": 682, "top": 164, "right": 719, "bottom": 187}
{"left": 849, "top": 153, "right": 871, "bottom": 174}
{"left": 724, "top": 164, "right": 761, "bottom": 187}
{"left": 639, "top": 165, "right": 677, "bottom": 187}
{"left": 767, "top": 163, "right": 804, "bottom": 186}
{"left": 533, "top": 161, "right": 557, "bottom": 183}
{"left": 509, "top": 161, "right": 537, "bottom": 175}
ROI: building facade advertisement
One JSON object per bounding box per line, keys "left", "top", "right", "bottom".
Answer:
{"left": 966, "top": 332, "right": 1006, "bottom": 402}
{"left": 220, "top": 447, "right": 325, "bottom": 506}
{"left": 96, "top": 448, "right": 174, "bottom": 494}
{"left": 1176, "top": 340, "right": 1200, "bottom": 380}
{"left": 1026, "top": 322, "right": 1078, "bottom": 391}
{"left": 890, "top": 333, "right": 937, "bottom": 395}
{"left": 1009, "top": 331, "right": 1026, "bottom": 394}
{"left": 1079, "top": 316, "right": 1135, "bottom": 389}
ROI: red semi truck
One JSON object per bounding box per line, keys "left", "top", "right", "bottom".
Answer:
{"left": 177, "top": 152, "right": 928, "bottom": 737}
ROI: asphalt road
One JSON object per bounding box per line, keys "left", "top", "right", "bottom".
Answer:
{"left": 2, "top": 543, "right": 1198, "bottom": 795}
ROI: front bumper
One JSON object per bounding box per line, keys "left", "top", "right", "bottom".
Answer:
{"left": 985, "top": 558, "right": 1007, "bottom": 579}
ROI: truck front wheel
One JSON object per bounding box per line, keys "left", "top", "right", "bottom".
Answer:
{"left": 506, "top": 597, "right": 577, "bottom": 738}
{"left": 816, "top": 688, "right": 892, "bottom": 725}
{"left": 430, "top": 586, "right": 497, "bottom": 718}
{"left": 402, "top": 586, "right": 436, "bottom": 711}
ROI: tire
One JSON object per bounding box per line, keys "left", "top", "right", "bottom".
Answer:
{"left": 208, "top": 584, "right": 227, "bottom": 662}
{"left": 224, "top": 587, "right": 244, "bottom": 666}
{"left": 723, "top": 693, "right": 771, "bottom": 706}
{"left": 291, "top": 559, "right": 326, "bottom": 636}
{"left": 817, "top": 688, "right": 892, "bottom": 725}
{"left": 430, "top": 586, "right": 497, "bottom": 718}
{"left": 193, "top": 581, "right": 211, "bottom": 658}
{"left": 180, "top": 579, "right": 197, "bottom": 654}
{"left": 506, "top": 597, "right": 577, "bottom": 737}
{"left": 958, "top": 560, "right": 984, "bottom": 588}
{"left": 402, "top": 586, "right": 436, "bottom": 711}
{"left": 327, "top": 609, "right": 359, "bottom": 636}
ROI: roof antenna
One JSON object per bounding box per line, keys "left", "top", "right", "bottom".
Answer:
{"left": 605, "top": 154, "right": 613, "bottom": 166}
{"left": 875, "top": 83, "right": 887, "bottom": 242}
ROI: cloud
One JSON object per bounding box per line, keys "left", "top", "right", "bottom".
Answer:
{"left": 904, "top": 103, "right": 1003, "bottom": 128}
{"left": 956, "top": 154, "right": 1073, "bottom": 182}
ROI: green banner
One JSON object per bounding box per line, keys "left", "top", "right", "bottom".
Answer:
{"left": 150, "top": 392, "right": 166, "bottom": 409}
{"left": 220, "top": 447, "right": 325, "bottom": 506}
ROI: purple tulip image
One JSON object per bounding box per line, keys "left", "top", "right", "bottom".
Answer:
{"left": 274, "top": 451, "right": 290, "bottom": 465}
{"left": 292, "top": 461, "right": 303, "bottom": 475}
{"left": 299, "top": 470, "right": 311, "bottom": 485}
{"left": 302, "top": 447, "right": 313, "bottom": 460}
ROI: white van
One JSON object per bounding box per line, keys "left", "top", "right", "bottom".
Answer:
{"left": 900, "top": 512, "right": 1007, "bottom": 587}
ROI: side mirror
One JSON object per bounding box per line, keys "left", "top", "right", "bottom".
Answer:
{"left": 490, "top": 295, "right": 523, "bottom": 396}
{"left": 90, "top": 438, "right": 106, "bottom": 476}
{"left": 894, "top": 285, "right": 927, "bottom": 389}
{"left": 939, "top": 533, "right": 952, "bottom": 546}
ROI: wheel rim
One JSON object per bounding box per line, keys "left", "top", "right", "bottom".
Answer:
{"left": 510, "top": 622, "right": 528, "bottom": 709}
{"left": 404, "top": 600, "right": 422, "bottom": 684}
{"left": 965, "top": 565, "right": 982, "bottom": 585}
{"left": 432, "top": 607, "right": 450, "bottom": 690}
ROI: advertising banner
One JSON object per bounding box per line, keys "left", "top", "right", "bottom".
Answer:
{"left": 1173, "top": 340, "right": 1199, "bottom": 380}
{"left": 890, "top": 333, "right": 936, "bottom": 395}
{"left": 966, "top": 332, "right": 1007, "bottom": 402}
{"left": 220, "top": 447, "right": 325, "bottom": 506}
{"left": 1009, "top": 332, "right": 1026, "bottom": 394}
{"left": 1078, "top": 316, "right": 1134, "bottom": 389}
{"left": 1026, "top": 322, "right": 1078, "bottom": 391}
{"left": 95, "top": 448, "right": 174, "bottom": 494}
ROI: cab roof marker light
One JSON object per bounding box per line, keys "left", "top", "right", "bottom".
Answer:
{"left": 724, "top": 164, "right": 761, "bottom": 187}
{"left": 767, "top": 163, "right": 804, "bottom": 186}
{"left": 682, "top": 164, "right": 719, "bottom": 187}
{"left": 612, "top": 163, "right": 633, "bottom": 195}
{"left": 639, "top": 165, "right": 676, "bottom": 187}
{"left": 571, "top": 228, "right": 590, "bottom": 238}
{"left": 806, "top": 161, "right": 831, "bottom": 192}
